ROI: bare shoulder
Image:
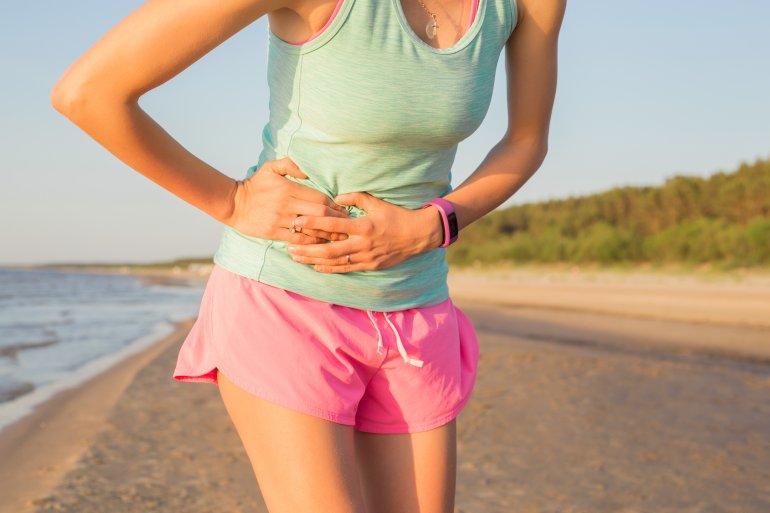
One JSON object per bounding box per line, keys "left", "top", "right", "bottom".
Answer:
{"left": 514, "top": 0, "right": 568, "bottom": 35}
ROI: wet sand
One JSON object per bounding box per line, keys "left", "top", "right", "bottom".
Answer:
{"left": 0, "top": 320, "right": 197, "bottom": 513}
{"left": 1, "top": 268, "right": 769, "bottom": 512}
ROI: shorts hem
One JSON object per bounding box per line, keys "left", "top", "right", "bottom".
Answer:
{"left": 172, "top": 364, "right": 358, "bottom": 427}
{"left": 354, "top": 389, "right": 475, "bottom": 434}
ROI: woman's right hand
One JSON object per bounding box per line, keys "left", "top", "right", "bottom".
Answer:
{"left": 225, "top": 156, "right": 351, "bottom": 244}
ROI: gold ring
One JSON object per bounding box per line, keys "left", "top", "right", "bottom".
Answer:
{"left": 346, "top": 254, "right": 352, "bottom": 264}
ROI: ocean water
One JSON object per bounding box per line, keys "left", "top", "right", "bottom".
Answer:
{"left": 0, "top": 267, "right": 205, "bottom": 431}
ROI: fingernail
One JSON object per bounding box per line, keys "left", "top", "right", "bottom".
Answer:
{"left": 287, "top": 245, "right": 296, "bottom": 253}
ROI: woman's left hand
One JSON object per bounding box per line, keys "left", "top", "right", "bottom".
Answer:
{"left": 285, "top": 192, "right": 444, "bottom": 273}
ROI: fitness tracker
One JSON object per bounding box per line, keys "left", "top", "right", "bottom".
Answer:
{"left": 421, "top": 197, "right": 459, "bottom": 248}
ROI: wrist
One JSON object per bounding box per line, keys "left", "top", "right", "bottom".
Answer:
{"left": 421, "top": 197, "right": 459, "bottom": 249}
{"left": 416, "top": 205, "right": 445, "bottom": 253}
{"left": 216, "top": 178, "right": 242, "bottom": 227}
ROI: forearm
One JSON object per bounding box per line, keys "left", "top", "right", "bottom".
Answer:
{"left": 52, "top": 92, "right": 238, "bottom": 224}
{"left": 445, "top": 137, "right": 547, "bottom": 231}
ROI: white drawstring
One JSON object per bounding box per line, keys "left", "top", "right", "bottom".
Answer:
{"left": 365, "top": 310, "right": 386, "bottom": 356}
{"left": 365, "top": 310, "right": 424, "bottom": 368}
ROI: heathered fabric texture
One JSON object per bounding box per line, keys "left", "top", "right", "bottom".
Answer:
{"left": 214, "top": 0, "right": 519, "bottom": 312}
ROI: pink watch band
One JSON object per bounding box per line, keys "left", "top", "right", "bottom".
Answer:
{"left": 421, "top": 197, "right": 458, "bottom": 248}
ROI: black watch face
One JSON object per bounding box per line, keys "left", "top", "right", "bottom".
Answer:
{"left": 447, "top": 212, "right": 459, "bottom": 238}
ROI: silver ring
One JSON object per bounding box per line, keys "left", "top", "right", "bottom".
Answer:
{"left": 289, "top": 217, "right": 301, "bottom": 234}
{"left": 346, "top": 254, "right": 352, "bottom": 264}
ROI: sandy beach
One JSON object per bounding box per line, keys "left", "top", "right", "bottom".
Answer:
{"left": 1, "top": 266, "right": 769, "bottom": 513}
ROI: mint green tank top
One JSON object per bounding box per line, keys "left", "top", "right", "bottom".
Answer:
{"left": 213, "top": 0, "right": 519, "bottom": 312}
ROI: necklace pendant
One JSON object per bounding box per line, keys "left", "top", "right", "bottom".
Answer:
{"left": 425, "top": 20, "right": 438, "bottom": 40}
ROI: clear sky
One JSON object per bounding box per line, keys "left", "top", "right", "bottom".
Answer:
{"left": 1, "top": 0, "right": 768, "bottom": 265}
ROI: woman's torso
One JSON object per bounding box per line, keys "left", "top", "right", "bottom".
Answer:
{"left": 213, "top": 0, "right": 519, "bottom": 312}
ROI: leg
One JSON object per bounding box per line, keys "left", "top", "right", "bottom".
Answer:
{"left": 216, "top": 369, "right": 367, "bottom": 513}
{"left": 354, "top": 420, "right": 457, "bottom": 513}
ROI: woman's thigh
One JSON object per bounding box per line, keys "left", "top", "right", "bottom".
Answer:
{"left": 354, "top": 420, "right": 457, "bottom": 513}
{"left": 216, "top": 369, "right": 367, "bottom": 513}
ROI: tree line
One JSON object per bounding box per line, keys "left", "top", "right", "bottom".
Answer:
{"left": 447, "top": 154, "right": 770, "bottom": 269}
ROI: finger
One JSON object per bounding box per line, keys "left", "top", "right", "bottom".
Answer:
{"left": 277, "top": 212, "right": 352, "bottom": 240}
{"left": 285, "top": 198, "right": 350, "bottom": 219}
{"left": 295, "top": 227, "right": 350, "bottom": 241}
{"left": 264, "top": 159, "right": 347, "bottom": 215}
{"left": 280, "top": 228, "right": 330, "bottom": 245}
{"left": 286, "top": 237, "right": 359, "bottom": 259}
{"left": 290, "top": 251, "right": 367, "bottom": 267}
{"left": 267, "top": 156, "right": 308, "bottom": 179}
{"left": 293, "top": 215, "right": 364, "bottom": 237}
{"left": 291, "top": 188, "right": 350, "bottom": 215}
{"left": 292, "top": 258, "right": 368, "bottom": 273}
{"left": 312, "top": 261, "right": 370, "bottom": 273}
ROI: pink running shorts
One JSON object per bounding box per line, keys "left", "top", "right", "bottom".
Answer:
{"left": 172, "top": 264, "right": 479, "bottom": 434}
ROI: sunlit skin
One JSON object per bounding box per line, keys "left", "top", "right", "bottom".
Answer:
{"left": 50, "top": 0, "right": 566, "bottom": 511}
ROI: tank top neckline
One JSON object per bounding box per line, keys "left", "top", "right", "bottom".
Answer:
{"left": 267, "top": 0, "right": 488, "bottom": 56}
{"left": 390, "top": 0, "right": 487, "bottom": 55}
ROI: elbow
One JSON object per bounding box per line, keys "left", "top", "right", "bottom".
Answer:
{"left": 50, "top": 65, "right": 85, "bottom": 115}
{"left": 528, "top": 133, "right": 548, "bottom": 162}
{"left": 50, "top": 74, "right": 131, "bottom": 122}
{"left": 525, "top": 136, "right": 549, "bottom": 167}
{"left": 50, "top": 75, "right": 92, "bottom": 122}
{"left": 505, "top": 133, "right": 549, "bottom": 165}
{"left": 50, "top": 76, "right": 111, "bottom": 124}
{"left": 50, "top": 79, "right": 76, "bottom": 117}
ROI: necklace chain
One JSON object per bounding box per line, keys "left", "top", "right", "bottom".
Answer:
{"left": 413, "top": 1, "right": 468, "bottom": 41}
{"left": 415, "top": 0, "right": 440, "bottom": 39}
{"left": 415, "top": 0, "right": 439, "bottom": 22}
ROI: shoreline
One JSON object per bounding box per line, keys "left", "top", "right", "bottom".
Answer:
{"left": 17, "top": 261, "right": 770, "bottom": 328}
{"left": 2, "top": 263, "right": 212, "bottom": 288}
{"left": 0, "top": 321, "right": 191, "bottom": 433}
{"left": 0, "top": 319, "right": 195, "bottom": 513}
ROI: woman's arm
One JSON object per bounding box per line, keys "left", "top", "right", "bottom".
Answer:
{"left": 50, "top": 0, "right": 345, "bottom": 232}
{"left": 51, "top": 0, "right": 267, "bottom": 223}
{"left": 443, "top": 0, "right": 568, "bottom": 231}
